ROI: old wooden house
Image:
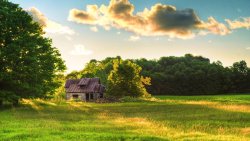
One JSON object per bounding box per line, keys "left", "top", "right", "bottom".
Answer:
{"left": 64, "top": 78, "right": 105, "bottom": 101}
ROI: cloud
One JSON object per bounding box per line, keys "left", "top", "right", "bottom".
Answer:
{"left": 226, "top": 17, "right": 250, "bottom": 30}
{"left": 27, "top": 7, "right": 75, "bottom": 35}
{"left": 68, "top": 0, "right": 231, "bottom": 39}
{"left": 70, "top": 44, "right": 93, "bottom": 55}
{"left": 129, "top": 35, "right": 140, "bottom": 41}
{"left": 68, "top": 8, "right": 97, "bottom": 24}
{"left": 246, "top": 47, "right": 250, "bottom": 50}
{"left": 200, "top": 17, "right": 231, "bottom": 35}
{"left": 65, "top": 36, "right": 72, "bottom": 41}
{"left": 90, "top": 26, "right": 98, "bottom": 32}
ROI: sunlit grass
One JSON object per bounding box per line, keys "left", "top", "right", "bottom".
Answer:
{"left": 0, "top": 95, "right": 250, "bottom": 140}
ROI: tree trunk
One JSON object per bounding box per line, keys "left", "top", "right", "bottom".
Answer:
{"left": 0, "top": 100, "right": 3, "bottom": 107}
{"left": 13, "top": 99, "right": 19, "bottom": 107}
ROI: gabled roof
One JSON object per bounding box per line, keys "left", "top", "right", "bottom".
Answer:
{"left": 65, "top": 78, "right": 105, "bottom": 93}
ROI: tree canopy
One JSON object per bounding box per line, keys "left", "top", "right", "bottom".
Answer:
{"left": 107, "top": 59, "right": 150, "bottom": 98}
{"left": 0, "top": 0, "right": 65, "bottom": 105}
{"left": 134, "top": 54, "right": 250, "bottom": 95}
{"left": 67, "top": 57, "right": 151, "bottom": 98}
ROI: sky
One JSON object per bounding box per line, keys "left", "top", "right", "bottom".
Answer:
{"left": 10, "top": 0, "right": 250, "bottom": 72}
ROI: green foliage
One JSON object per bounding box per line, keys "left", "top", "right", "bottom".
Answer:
{"left": 0, "top": 0, "right": 66, "bottom": 104}
{"left": 107, "top": 59, "right": 150, "bottom": 98}
{"left": 229, "top": 60, "right": 250, "bottom": 93}
{"left": 66, "top": 56, "right": 150, "bottom": 98}
{"left": 134, "top": 54, "right": 250, "bottom": 95}
{"left": 67, "top": 54, "right": 250, "bottom": 96}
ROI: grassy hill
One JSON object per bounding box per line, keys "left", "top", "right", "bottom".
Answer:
{"left": 0, "top": 95, "right": 250, "bottom": 141}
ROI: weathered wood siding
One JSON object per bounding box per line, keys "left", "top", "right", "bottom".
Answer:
{"left": 66, "top": 93, "right": 102, "bottom": 101}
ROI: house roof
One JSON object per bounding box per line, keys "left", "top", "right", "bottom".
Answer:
{"left": 65, "top": 78, "right": 105, "bottom": 93}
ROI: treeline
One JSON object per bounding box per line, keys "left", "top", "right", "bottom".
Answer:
{"left": 134, "top": 54, "right": 250, "bottom": 95}
{"left": 68, "top": 54, "right": 250, "bottom": 95}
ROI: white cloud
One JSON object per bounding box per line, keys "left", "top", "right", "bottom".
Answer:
{"left": 70, "top": 44, "right": 93, "bottom": 55}
{"left": 155, "top": 37, "right": 160, "bottom": 41}
{"left": 90, "top": 26, "right": 98, "bottom": 32}
{"left": 167, "top": 38, "right": 173, "bottom": 42}
{"left": 65, "top": 36, "right": 72, "bottom": 41}
{"left": 129, "top": 35, "right": 140, "bottom": 41}
{"left": 45, "top": 21, "right": 75, "bottom": 35}
{"left": 226, "top": 17, "right": 250, "bottom": 30}
{"left": 27, "top": 7, "right": 75, "bottom": 35}
{"left": 246, "top": 47, "right": 250, "bottom": 50}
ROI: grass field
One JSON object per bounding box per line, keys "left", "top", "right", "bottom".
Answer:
{"left": 0, "top": 95, "right": 250, "bottom": 141}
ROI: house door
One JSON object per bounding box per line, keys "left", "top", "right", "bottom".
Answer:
{"left": 86, "top": 93, "right": 89, "bottom": 101}
{"left": 100, "top": 93, "right": 103, "bottom": 98}
{"left": 90, "top": 93, "right": 94, "bottom": 100}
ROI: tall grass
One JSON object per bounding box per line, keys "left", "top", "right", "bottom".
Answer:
{"left": 0, "top": 95, "right": 250, "bottom": 141}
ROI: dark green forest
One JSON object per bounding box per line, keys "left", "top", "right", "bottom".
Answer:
{"left": 67, "top": 54, "right": 250, "bottom": 96}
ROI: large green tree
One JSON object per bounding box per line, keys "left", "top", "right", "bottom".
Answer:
{"left": 107, "top": 59, "right": 150, "bottom": 98}
{"left": 0, "top": 0, "right": 65, "bottom": 105}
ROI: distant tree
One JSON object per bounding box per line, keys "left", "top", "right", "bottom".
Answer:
{"left": 74, "top": 56, "right": 120, "bottom": 86}
{"left": 0, "top": 0, "right": 65, "bottom": 105}
{"left": 107, "top": 59, "right": 150, "bottom": 98}
{"left": 230, "top": 61, "right": 250, "bottom": 92}
{"left": 66, "top": 71, "right": 80, "bottom": 79}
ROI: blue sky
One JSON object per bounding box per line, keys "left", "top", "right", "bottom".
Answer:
{"left": 10, "top": 0, "right": 250, "bottom": 72}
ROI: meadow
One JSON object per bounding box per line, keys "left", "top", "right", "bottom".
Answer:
{"left": 0, "top": 95, "right": 250, "bottom": 141}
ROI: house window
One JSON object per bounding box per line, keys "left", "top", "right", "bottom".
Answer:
{"left": 72, "top": 94, "right": 79, "bottom": 99}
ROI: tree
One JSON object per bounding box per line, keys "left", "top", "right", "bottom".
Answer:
{"left": 0, "top": 0, "right": 66, "bottom": 105}
{"left": 230, "top": 61, "right": 250, "bottom": 92}
{"left": 107, "top": 59, "right": 150, "bottom": 98}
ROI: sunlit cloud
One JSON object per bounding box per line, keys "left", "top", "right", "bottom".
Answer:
{"left": 200, "top": 17, "right": 231, "bottom": 35}
{"left": 246, "top": 47, "right": 250, "bottom": 50}
{"left": 65, "top": 36, "right": 73, "bottom": 41}
{"left": 70, "top": 44, "right": 93, "bottom": 56}
{"left": 90, "top": 26, "right": 98, "bottom": 32}
{"left": 68, "top": 0, "right": 231, "bottom": 39}
{"left": 129, "top": 35, "right": 140, "bottom": 41}
{"left": 27, "top": 7, "right": 75, "bottom": 35}
{"left": 226, "top": 17, "right": 250, "bottom": 30}
{"left": 68, "top": 8, "right": 97, "bottom": 24}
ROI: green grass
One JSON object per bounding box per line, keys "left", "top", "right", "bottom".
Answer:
{"left": 0, "top": 95, "right": 250, "bottom": 141}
